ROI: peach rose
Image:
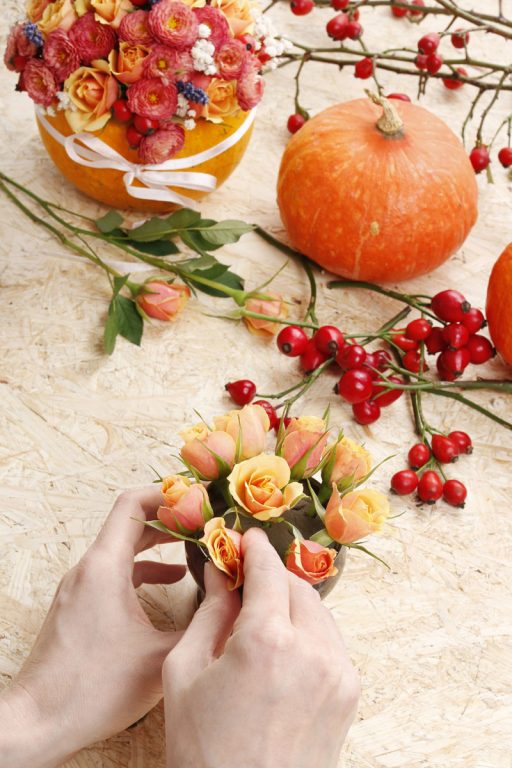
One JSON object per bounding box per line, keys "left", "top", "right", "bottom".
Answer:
{"left": 136, "top": 281, "right": 189, "bottom": 320}
{"left": 157, "top": 476, "right": 212, "bottom": 534}
{"left": 213, "top": 404, "right": 270, "bottom": 461}
{"left": 38, "top": 0, "right": 78, "bottom": 34}
{"left": 181, "top": 429, "right": 237, "bottom": 481}
{"left": 228, "top": 454, "right": 303, "bottom": 521}
{"left": 285, "top": 539, "right": 338, "bottom": 585}
{"left": 64, "top": 61, "right": 118, "bottom": 132}
{"left": 323, "top": 438, "right": 372, "bottom": 487}
{"left": 75, "top": 0, "right": 134, "bottom": 28}
{"left": 279, "top": 416, "right": 329, "bottom": 479}
{"left": 211, "top": 0, "right": 255, "bottom": 36}
{"left": 108, "top": 42, "right": 150, "bottom": 85}
{"left": 324, "top": 485, "right": 390, "bottom": 544}
{"left": 26, "top": 0, "right": 52, "bottom": 23}
{"left": 200, "top": 517, "right": 243, "bottom": 590}
{"left": 202, "top": 78, "right": 239, "bottom": 124}
{"left": 243, "top": 292, "right": 288, "bottom": 338}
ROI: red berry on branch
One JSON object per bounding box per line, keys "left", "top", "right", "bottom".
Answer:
{"left": 498, "top": 147, "right": 512, "bottom": 168}
{"left": 391, "top": 2, "right": 408, "bottom": 18}
{"left": 290, "top": 0, "right": 314, "bottom": 15}
{"left": 415, "top": 54, "right": 428, "bottom": 71}
{"left": 432, "top": 434, "right": 459, "bottom": 463}
{"left": 133, "top": 115, "right": 159, "bottom": 135}
{"left": 425, "top": 327, "right": 447, "bottom": 355}
{"left": 408, "top": 442, "right": 431, "bottom": 469}
{"left": 387, "top": 93, "right": 411, "bottom": 102}
{"left": 442, "top": 322, "right": 470, "bottom": 350}
{"left": 466, "top": 334, "right": 495, "bottom": 364}
{"left": 373, "top": 349, "right": 393, "bottom": 371}
{"left": 418, "top": 32, "right": 440, "bottom": 54}
{"left": 346, "top": 21, "right": 363, "bottom": 39}
{"left": 337, "top": 369, "right": 374, "bottom": 404}
{"left": 354, "top": 57, "right": 374, "bottom": 79}
{"left": 350, "top": 9, "right": 360, "bottom": 21}
{"left": 417, "top": 470, "right": 443, "bottom": 503}
{"left": 253, "top": 399, "right": 279, "bottom": 430}
{"left": 331, "top": 0, "right": 349, "bottom": 7}
{"left": 408, "top": 0, "right": 425, "bottom": 18}
{"left": 442, "top": 479, "right": 467, "bottom": 507}
{"left": 326, "top": 13, "right": 349, "bottom": 39}
{"left": 402, "top": 349, "right": 426, "bottom": 373}
{"left": 438, "top": 347, "right": 471, "bottom": 377}
{"left": 277, "top": 325, "right": 309, "bottom": 357}
{"left": 470, "top": 146, "right": 490, "bottom": 174}
{"left": 391, "top": 469, "right": 419, "bottom": 495}
{"left": 225, "top": 379, "right": 256, "bottom": 406}
{"left": 300, "top": 340, "right": 328, "bottom": 373}
{"left": 443, "top": 67, "right": 468, "bottom": 90}
{"left": 287, "top": 113, "right": 306, "bottom": 134}
{"left": 436, "top": 354, "right": 457, "bottom": 382}
{"left": 126, "top": 125, "right": 143, "bottom": 148}
{"left": 451, "top": 29, "right": 469, "bottom": 48}
{"left": 391, "top": 331, "right": 419, "bottom": 352}
{"left": 431, "top": 290, "right": 471, "bottom": 322}
{"left": 371, "top": 376, "right": 404, "bottom": 407}
{"left": 336, "top": 343, "right": 367, "bottom": 370}
{"left": 448, "top": 431, "right": 473, "bottom": 454}
{"left": 461, "top": 308, "right": 486, "bottom": 334}
{"left": 406, "top": 318, "right": 432, "bottom": 342}
{"left": 112, "top": 98, "right": 133, "bottom": 123}
{"left": 426, "top": 53, "right": 443, "bottom": 75}
{"left": 314, "top": 325, "right": 345, "bottom": 356}
{"left": 352, "top": 399, "right": 381, "bottom": 425}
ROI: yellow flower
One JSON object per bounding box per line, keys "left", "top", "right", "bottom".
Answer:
{"left": 324, "top": 486, "right": 389, "bottom": 544}
{"left": 228, "top": 454, "right": 303, "bottom": 521}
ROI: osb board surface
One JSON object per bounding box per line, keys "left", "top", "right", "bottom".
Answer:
{"left": 1, "top": 1, "right": 512, "bottom": 766}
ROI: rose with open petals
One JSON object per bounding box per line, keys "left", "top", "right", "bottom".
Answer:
{"left": 213, "top": 404, "right": 270, "bottom": 461}
{"left": 286, "top": 539, "right": 338, "bottom": 585}
{"left": 136, "top": 280, "right": 189, "bottom": 320}
{"left": 64, "top": 62, "right": 118, "bottom": 131}
{"left": 211, "top": 0, "right": 255, "bottom": 36}
{"left": 200, "top": 517, "right": 243, "bottom": 590}
{"left": 119, "top": 10, "right": 152, "bottom": 44}
{"left": 216, "top": 39, "right": 248, "bottom": 81}
{"left": 280, "top": 416, "right": 329, "bottom": 479}
{"left": 23, "top": 59, "right": 58, "bottom": 107}
{"left": 75, "top": 0, "right": 134, "bottom": 28}
{"left": 181, "top": 429, "right": 236, "bottom": 480}
{"left": 193, "top": 6, "right": 230, "bottom": 49}
{"left": 43, "top": 29, "right": 80, "bottom": 83}
{"left": 108, "top": 42, "right": 150, "bottom": 84}
{"left": 26, "top": 0, "right": 52, "bottom": 23}
{"left": 38, "top": 0, "right": 78, "bottom": 34}
{"left": 237, "top": 57, "right": 264, "bottom": 111}
{"left": 148, "top": 0, "right": 199, "bottom": 50}
{"left": 127, "top": 76, "right": 178, "bottom": 120}
{"left": 157, "top": 476, "right": 212, "bottom": 534}
{"left": 323, "top": 437, "right": 372, "bottom": 487}
{"left": 69, "top": 12, "right": 117, "bottom": 64}
{"left": 228, "top": 454, "right": 303, "bottom": 522}
{"left": 202, "top": 77, "right": 239, "bottom": 123}
{"left": 243, "top": 292, "right": 287, "bottom": 338}
{"left": 325, "top": 485, "right": 390, "bottom": 545}
{"left": 143, "top": 46, "right": 194, "bottom": 83}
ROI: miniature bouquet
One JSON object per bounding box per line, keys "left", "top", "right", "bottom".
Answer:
{"left": 146, "top": 403, "right": 390, "bottom": 594}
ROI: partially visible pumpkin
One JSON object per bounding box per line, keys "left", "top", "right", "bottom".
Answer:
{"left": 277, "top": 94, "right": 478, "bottom": 283}
{"left": 486, "top": 243, "right": 512, "bottom": 366}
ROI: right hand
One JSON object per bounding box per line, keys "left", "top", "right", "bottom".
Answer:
{"left": 163, "top": 527, "right": 360, "bottom": 768}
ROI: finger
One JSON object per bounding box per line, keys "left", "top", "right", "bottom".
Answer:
{"left": 132, "top": 561, "right": 187, "bottom": 588}
{"left": 287, "top": 573, "right": 345, "bottom": 646}
{"left": 240, "top": 527, "right": 290, "bottom": 620}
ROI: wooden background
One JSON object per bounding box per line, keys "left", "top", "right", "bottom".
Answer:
{"left": 1, "top": 1, "right": 512, "bottom": 766}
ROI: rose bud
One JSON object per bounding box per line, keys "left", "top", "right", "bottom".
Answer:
{"left": 181, "top": 429, "right": 237, "bottom": 481}
{"left": 324, "top": 484, "right": 390, "bottom": 544}
{"left": 136, "top": 280, "right": 190, "bottom": 321}
{"left": 200, "top": 517, "right": 243, "bottom": 590}
{"left": 285, "top": 538, "right": 338, "bottom": 585}
{"left": 157, "top": 476, "right": 213, "bottom": 534}
{"left": 213, "top": 404, "right": 270, "bottom": 460}
{"left": 322, "top": 437, "right": 372, "bottom": 488}
{"left": 279, "top": 416, "right": 329, "bottom": 480}
{"left": 243, "top": 292, "right": 288, "bottom": 338}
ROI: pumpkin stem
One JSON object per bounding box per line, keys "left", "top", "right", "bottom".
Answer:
{"left": 365, "top": 90, "right": 404, "bottom": 137}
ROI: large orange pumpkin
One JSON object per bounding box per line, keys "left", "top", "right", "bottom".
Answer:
{"left": 37, "top": 109, "right": 254, "bottom": 214}
{"left": 277, "top": 95, "right": 478, "bottom": 283}
{"left": 486, "top": 243, "right": 512, "bottom": 366}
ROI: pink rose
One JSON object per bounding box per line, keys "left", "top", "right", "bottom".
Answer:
{"left": 148, "top": 0, "right": 199, "bottom": 50}
{"left": 43, "top": 29, "right": 80, "bottom": 83}
{"left": 108, "top": 41, "right": 150, "bottom": 84}
{"left": 144, "top": 46, "right": 194, "bottom": 83}
{"left": 279, "top": 416, "right": 329, "bottom": 479}
{"left": 23, "top": 58, "right": 58, "bottom": 107}
{"left": 181, "top": 429, "right": 237, "bottom": 481}
{"left": 285, "top": 539, "right": 338, "bottom": 585}
{"left": 139, "top": 124, "right": 186, "bottom": 163}
{"left": 216, "top": 39, "right": 248, "bottom": 80}
{"left": 193, "top": 6, "right": 230, "bottom": 49}
{"left": 243, "top": 292, "right": 287, "bottom": 337}
{"left": 136, "top": 280, "right": 190, "bottom": 319}
{"left": 158, "top": 476, "right": 212, "bottom": 534}
{"left": 237, "top": 58, "right": 264, "bottom": 111}
{"left": 69, "top": 12, "right": 117, "bottom": 64}
{"left": 119, "top": 10, "right": 153, "bottom": 45}
{"left": 127, "top": 76, "right": 178, "bottom": 120}
{"left": 26, "top": 0, "right": 52, "bottom": 23}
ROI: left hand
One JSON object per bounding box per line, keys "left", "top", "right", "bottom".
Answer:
{"left": 0, "top": 486, "right": 186, "bottom": 768}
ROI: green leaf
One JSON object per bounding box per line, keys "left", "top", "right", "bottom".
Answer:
{"left": 128, "top": 217, "right": 178, "bottom": 243}
{"left": 116, "top": 295, "right": 143, "bottom": 346}
{"left": 128, "top": 239, "right": 180, "bottom": 256}
{"left": 306, "top": 479, "right": 327, "bottom": 524}
{"left": 181, "top": 229, "right": 223, "bottom": 254}
{"left": 166, "top": 208, "right": 202, "bottom": 230}
{"left": 198, "top": 219, "right": 254, "bottom": 246}
{"left": 103, "top": 304, "right": 119, "bottom": 355}
{"left": 96, "top": 210, "right": 123, "bottom": 233}
{"left": 189, "top": 267, "right": 244, "bottom": 298}
{"left": 113, "top": 274, "right": 130, "bottom": 297}
{"left": 180, "top": 253, "right": 219, "bottom": 271}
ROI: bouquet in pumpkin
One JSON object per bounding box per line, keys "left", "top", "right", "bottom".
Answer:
{"left": 146, "top": 403, "right": 390, "bottom": 591}
{"left": 4, "top": 0, "right": 284, "bottom": 164}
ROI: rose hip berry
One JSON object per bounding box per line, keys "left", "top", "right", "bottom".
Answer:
{"left": 442, "top": 479, "right": 467, "bottom": 507}
{"left": 133, "top": 115, "right": 159, "bottom": 135}
{"left": 442, "top": 323, "right": 470, "bottom": 350}
{"left": 331, "top": 0, "right": 349, "bottom": 7}
{"left": 431, "top": 290, "right": 471, "bottom": 323}
{"left": 225, "top": 379, "right": 256, "bottom": 406}
{"left": 443, "top": 67, "right": 467, "bottom": 89}
{"left": 426, "top": 53, "right": 443, "bottom": 75}
{"left": 418, "top": 33, "right": 440, "bottom": 54}
{"left": 431, "top": 434, "right": 459, "bottom": 463}
{"left": 373, "top": 349, "right": 393, "bottom": 371}
{"left": 415, "top": 54, "right": 428, "bottom": 71}
{"left": 300, "top": 340, "right": 328, "bottom": 373}
{"left": 498, "top": 147, "right": 512, "bottom": 168}
{"left": 326, "top": 13, "right": 349, "bottom": 39}
{"left": 391, "top": 469, "right": 419, "bottom": 495}
{"left": 466, "top": 334, "right": 494, "bottom": 364}
{"left": 402, "top": 349, "right": 425, "bottom": 374}
{"left": 290, "top": 0, "right": 314, "bottom": 14}
{"left": 371, "top": 376, "right": 404, "bottom": 407}
{"left": 438, "top": 347, "right": 471, "bottom": 377}
{"left": 409, "top": 0, "right": 425, "bottom": 17}
{"left": 277, "top": 325, "right": 309, "bottom": 357}
{"left": 387, "top": 93, "right": 411, "bottom": 101}
{"left": 126, "top": 125, "right": 143, "bottom": 148}
{"left": 112, "top": 98, "right": 133, "bottom": 122}
{"left": 417, "top": 470, "right": 443, "bottom": 503}
{"left": 391, "top": 2, "right": 409, "bottom": 17}
{"left": 436, "top": 354, "right": 457, "bottom": 382}
{"left": 425, "top": 327, "right": 447, "bottom": 355}
{"left": 253, "top": 399, "right": 279, "bottom": 430}
{"left": 354, "top": 57, "right": 374, "bottom": 79}
{"left": 336, "top": 343, "right": 367, "bottom": 370}
{"left": 391, "top": 331, "right": 419, "bottom": 352}
{"left": 337, "top": 369, "right": 374, "bottom": 404}
{"left": 287, "top": 113, "right": 306, "bottom": 134}
{"left": 448, "top": 430, "right": 473, "bottom": 454}
{"left": 408, "top": 442, "right": 431, "bottom": 469}
{"left": 461, "top": 307, "right": 486, "bottom": 334}
{"left": 352, "top": 399, "right": 381, "bottom": 425}
{"left": 451, "top": 29, "right": 469, "bottom": 48}
{"left": 406, "top": 318, "right": 432, "bottom": 342}
{"left": 314, "top": 325, "right": 345, "bottom": 356}
{"left": 346, "top": 21, "right": 363, "bottom": 39}
{"left": 470, "top": 146, "right": 490, "bottom": 174}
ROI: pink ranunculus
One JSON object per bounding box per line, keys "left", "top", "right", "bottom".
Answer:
{"left": 236, "top": 58, "right": 264, "bottom": 111}
{"left": 158, "top": 480, "right": 212, "bottom": 534}
{"left": 139, "top": 124, "right": 186, "bottom": 163}
{"left": 148, "top": 0, "right": 199, "bottom": 50}
{"left": 216, "top": 39, "right": 248, "bottom": 80}
{"left": 127, "top": 76, "right": 178, "bottom": 120}
{"left": 118, "top": 9, "right": 153, "bottom": 44}
{"left": 136, "top": 280, "right": 190, "bottom": 320}
{"left": 144, "top": 46, "right": 194, "bottom": 83}
{"left": 23, "top": 58, "right": 59, "bottom": 107}
{"left": 193, "top": 6, "right": 230, "bottom": 49}
{"left": 181, "top": 429, "right": 237, "bottom": 481}
{"left": 4, "top": 24, "right": 39, "bottom": 71}
{"left": 43, "top": 29, "right": 80, "bottom": 83}
{"left": 68, "top": 12, "right": 117, "bottom": 64}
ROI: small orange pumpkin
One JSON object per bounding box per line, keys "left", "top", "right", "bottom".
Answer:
{"left": 486, "top": 243, "right": 512, "bottom": 366}
{"left": 277, "top": 94, "right": 478, "bottom": 283}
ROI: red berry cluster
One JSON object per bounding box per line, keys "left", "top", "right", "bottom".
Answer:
{"left": 224, "top": 380, "right": 281, "bottom": 430}
{"left": 391, "top": 430, "right": 471, "bottom": 506}
{"left": 111, "top": 98, "right": 160, "bottom": 154}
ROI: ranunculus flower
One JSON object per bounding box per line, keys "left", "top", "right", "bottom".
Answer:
{"left": 181, "top": 429, "right": 237, "bottom": 480}
{"left": 324, "top": 485, "right": 390, "bottom": 544}
{"left": 323, "top": 437, "right": 372, "bottom": 487}
{"left": 23, "top": 59, "right": 58, "bottom": 107}
{"left": 285, "top": 539, "right": 338, "bottom": 585}
{"left": 279, "top": 416, "right": 329, "bottom": 479}
{"left": 64, "top": 62, "right": 118, "bottom": 131}
{"left": 243, "top": 292, "right": 288, "bottom": 338}
{"left": 200, "top": 517, "right": 243, "bottom": 590}
{"left": 237, "top": 57, "right": 264, "bottom": 111}
{"left": 127, "top": 76, "right": 178, "bottom": 120}
{"left": 38, "top": 0, "right": 78, "bottom": 34}
{"left": 136, "top": 280, "right": 190, "bottom": 320}
{"left": 43, "top": 29, "right": 80, "bottom": 83}
{"left": 213, "top": 404, "right": 270, "bottom": 461}
{"left": 108, "top": 41, "right": 150, "bottom": 84}
{"left": 4, "top": 24, "right": 39, "bottom": 72}
{"left": 143, "top": 46, "right": 194, "bottom": 83}
{"left": 148, "top": 0, "right": 199, "bottom": 50}
{"left": 211, "top": 0, "right": 255, "bottom": 37}
{"left": 228, "top": 454, "right": 303, "bottom": 521}
{"left": 69, "top": 12, "right": 117, "bottom": 64}
{"left": 139, "top": 124, "right": 185, "bottom": 163}
{"left": 26, "top": 0, "right": 52, "bottom": 23}
{"left": 216, "top": 39, "right": 248, "bottom": 80}
{"left": 202, "top": 77, "right": 239, "bottom": 123}
{"left": 119, "top": 9, "right": 153, "bottom": 44}
{"left": 193, "top": 6, "right": 230, "bottom": 49}
{"left": 157, "top": 476, "right": 213, "bottom": 534}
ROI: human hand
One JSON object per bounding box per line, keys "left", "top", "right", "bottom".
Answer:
{"left": 0, "top": 486, "right": 186, "bottom": 768}
{"left": 163, "top": 528, "right": 360, "bottom": 768}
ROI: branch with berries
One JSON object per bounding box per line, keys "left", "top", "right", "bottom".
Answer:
{"left": 274, "top": 0, "right": 512, "bottom": 174}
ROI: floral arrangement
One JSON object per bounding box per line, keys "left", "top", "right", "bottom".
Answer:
{"left": 4, "top": 0, "right": 285, "bottom": 163}
{"left": 145, "top": 403, "right": 390, "bottom": 589}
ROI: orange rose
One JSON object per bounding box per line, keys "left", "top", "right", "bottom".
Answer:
{"left": 38, "top": 0, "right": 78, "bottom": 34}
{"left": 75, "top": 0, "right": 134, "bottom": 27}
{"left": 285, "top": 539, "right": 338, "bottom": 585}
{"left": 64, "top": 62, "right": 119, "bottom": 132}
{"left": 213, "top": 404, "right": 270, "bottom": 461}
{"left": 181, "top": 429, "right": 237, "bottom": 480}
{"left": 243, "top": 292, "right": 288, "bottom": 338}
{"left": 279, "top": 416, "right": 329, "bottom": 479}
{"left": 202, "top": 78, "right": 240, "bottom": 123}
{"left": 26, "top": 0, "right": 52, "bottom": 23}
{"left": 211, "top": 0, "right": 255, "bottom": 36}
{"left": 157, "top": 476, "right": 212, "bottom": 534}
{"left": 136, "top": 281, "right": 190, "bottom": 321}
{"left": 200, "top": 517, "right": 243, "bottom": 590}
{"left": 324, "top": 485, "right": 389, "bottom": 544}
{"left": 228, "top": 454, "right": 303, "bottom": 521}
{"left": 108, "top": 42, "right": 150, "bottom": 84}
{"left": 323, "top": 437, "right": 372, "bottom": 487}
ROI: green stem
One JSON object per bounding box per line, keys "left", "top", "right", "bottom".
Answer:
{"left": 432, "top": 389, "right": 512, "bottom": 431}
{"left": 239, "top": 309, "right": 317, "bottom": 330}
{"left": 328, "top": 279, "right": 438, "bottom": 322}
